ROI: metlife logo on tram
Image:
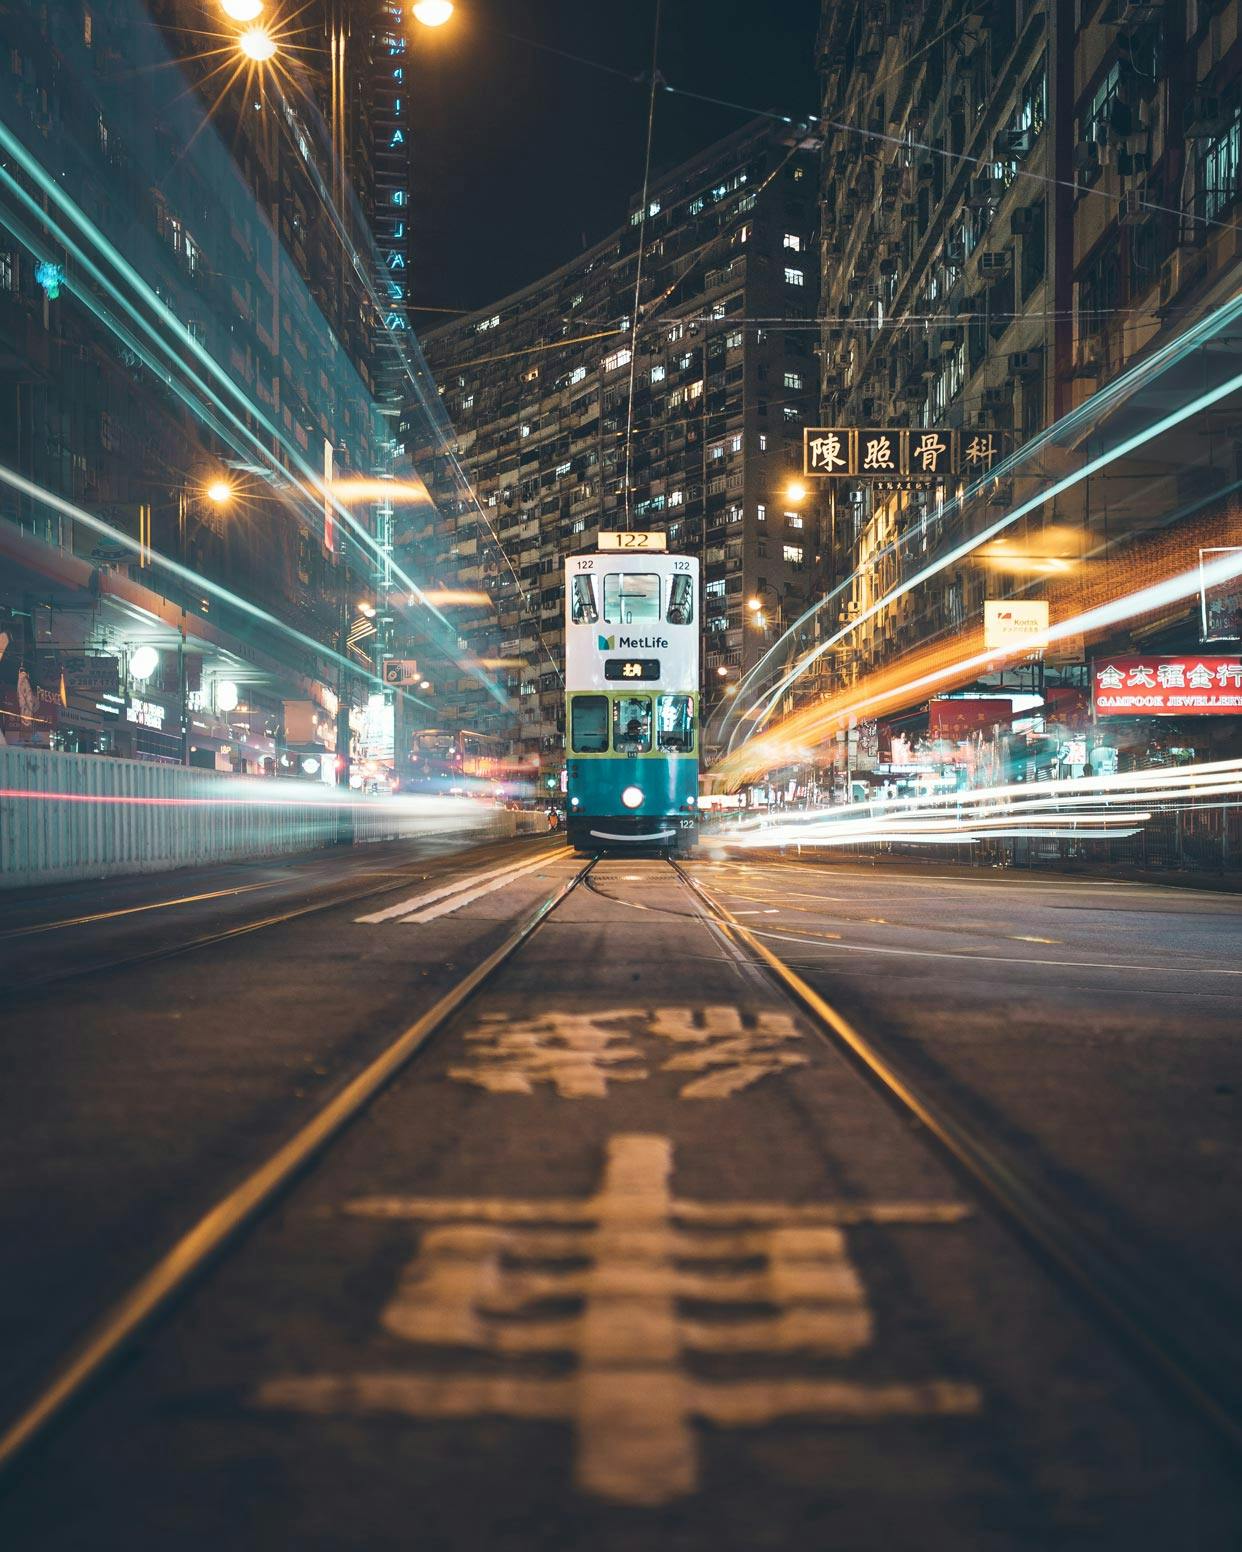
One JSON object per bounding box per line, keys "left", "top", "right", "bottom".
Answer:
{"left": 597, "top": 634, "right": 670, "bottom": 651}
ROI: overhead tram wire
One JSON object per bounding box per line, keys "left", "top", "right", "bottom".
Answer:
{"left": 622, "top": 0, "right": 664, "bottom": 533}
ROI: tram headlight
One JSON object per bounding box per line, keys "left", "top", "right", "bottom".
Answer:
{"left": 621, "top": 785, "right": 644, "bottom": 809}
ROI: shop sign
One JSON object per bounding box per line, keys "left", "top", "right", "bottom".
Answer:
{"left": 1093, "top": 656, "right": 1242, "bottom": 716}
{"left": 983, "top": 600, "right": 1049, "bottom": 651}
{"left": 1200, "top": 548, "right": 1242, "bottom": 641}
{"left": 126, "top": 697, "right": 166, "bottom": 729}
{"left": 929, "top": 697, "right": 1013, "bottom": 741}
{"left": 61, "top": 654, "right": 120, "bottom": 697}
{"left": 804, "top": 428, "right": 1003, "bottom": 478}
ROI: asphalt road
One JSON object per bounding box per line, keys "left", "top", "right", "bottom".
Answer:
{"left": 1, "top": 847, "right": 1239, "bottom": 1549}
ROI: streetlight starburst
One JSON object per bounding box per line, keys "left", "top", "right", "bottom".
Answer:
{"left": 412, "top": 0, "right": 454, "bottom": 26}
{"left": 220, "top": 0, "right": 264, "bottom": 20}
{"left": 237, "top": 25, "right": 277, "bottom": 61}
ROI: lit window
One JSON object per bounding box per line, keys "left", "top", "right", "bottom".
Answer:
{"left": 729, "top": 433, "right": 742, "bottom": 452}
{"left": 649, "top": 199, "right": 661, "bottom": 216}
{"left": 784, "top": 267, "right": 805, "bottom": 287}
{"left": 758, "top": 434, "right": 767, "bottom": 451}
{"left": 783, "top": 543, "right": 804, "bottom": 564}
{"left": 687, "top": 381, "right": 703, "bottom": 400}
{"left": 569, "top": 365, "right": 586, "bottom": 384}
{"left": 756, "top": 504, "right": 766, "bottom": 522}
{"left": 786, "top": 513, "right": 803, "bottom": 529}
{"left": 462, "top": 393, "right": 474, "bottom": 409}
{"left": 520, "top": 423, "right": 531, "bottom": 438}
{"left": 668, "top": 488, "right": 683, "bottom": 506}
{"left": 602, "top": 347, "right": 633, "bottom": 372}
{"left": 650, "top": 364, "right": 666, "bottom": 382}
{"left": 726, "top": 329, "right": 743, "bottom": 348}
{"left": 783, "top": 406, "right": 800, "bottom": 421}
{"left": 784, "top": 371, "right": 802, "bottom": 389}
{"left": 783, "top": 233, "right": 802, "bottom": 251}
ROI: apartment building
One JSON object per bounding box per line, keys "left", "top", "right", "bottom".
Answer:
{"left": 814, "top": 0, "right": 1242, "bottom": 694}
{"left": 404, "top": 119, "right": 823, "bottom": 780}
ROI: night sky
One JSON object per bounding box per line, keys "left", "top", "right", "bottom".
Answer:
{"left": 405, "top": 0, "right": 822, "bottom": 326}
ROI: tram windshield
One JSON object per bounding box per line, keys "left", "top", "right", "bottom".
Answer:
{"left": 570, "top": 695, "right": 609, "bottom": 752}
{"left": 604, "top": 573, "right": 660, "bottom": 624}
{"left": 571, "top": 575, "right": 598, "bottom": 624}
{"left": 666, "top": 574, "right": 694, "bottom": 625}
{"left": 657, "top": 694, "right": 694, "bottom": 752}
{"left": 613, "top": 696, "right": 652, "bottom": 753}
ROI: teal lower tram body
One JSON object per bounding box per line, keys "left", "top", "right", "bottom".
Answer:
{"left": 565, "top": 753, "right": 699, "bottom": 852}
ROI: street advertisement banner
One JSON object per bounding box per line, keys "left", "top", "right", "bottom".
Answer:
{"left": 983, "top": 600, "right": 1049, "bottom": 651}
{"left": 928, "top": 697, "right": 1013, "bottom": 741}
{"left": 1093, "top": 655, "right": 1242, "bottom": 716}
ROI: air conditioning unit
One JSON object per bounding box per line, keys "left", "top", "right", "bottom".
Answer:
{"left": 1008, "top": 350, "right": 1042, "bottom": 377}
{"left": 1117, "top": 190, "right": 1148, "bottom": 226}
{"left": 982, "top": 387, "right": 1011, "bottom": 411}
{"left": 1184, "top": 92, "right": 1227, "bottom": 138}
{"left": 1107, "top": 0, "right": 1164, "bottom": 23}
{"left": 1072, "top": 337, "right": 1102, "bottom": 378}
{"left": 979, "top": 249, "right": 1012, "bottom": 275}
{"left": 996, "top": 128, "right": 1034, "bottom": 158}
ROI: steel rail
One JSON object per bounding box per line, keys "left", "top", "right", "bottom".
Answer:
{"left": 7, "top": 838, "right": 569, "bottom": 997}
{"left": 670, "top": 858, "right": 1242, "bottom": 1459}
{"left": 0, "top": 852, "right": 594, "bottom": 1480}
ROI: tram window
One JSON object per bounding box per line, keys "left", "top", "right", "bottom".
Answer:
{"left": 657, "top": 694, "right": 695, "bottom": 752}
{"left": 666, "top": 573, "right": 694, "bottom": 625}
{"left": 612, "top": 696, "right": 652, "bottom": 753}
{"left": 571, "top": 575, "right": 598, "bottom": 624}
{"left": 570, "top": 695, "right": 609, "bottom": 753}
{"left": 603, "top": 572, "right": 660, "bottom": 624}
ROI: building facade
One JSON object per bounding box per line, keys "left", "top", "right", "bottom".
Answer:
{"left": 0, "top": 0, "right": 436, "bottom": 771}
{"left": 809, "top": 0, "right": 1242, "bottom": 775}
{"left": 404, "top": 119, "right": 823, "bottom": 783}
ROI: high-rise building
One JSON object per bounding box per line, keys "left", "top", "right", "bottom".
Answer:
{"left": 812, "top": 0, "right": 1242, "bottom": 712}
{"left": 0, "top": 0, "right": 439, "bottom": 769}
{"left": 404, "top": 118, "right": 823, "bottom": 783}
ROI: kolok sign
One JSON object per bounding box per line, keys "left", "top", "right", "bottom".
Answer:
{"left": 984, "top": 600, "right": 1049, "bottom": 651}
{"left": 1093, "top": 656, "right": 1242, "bottom": 716}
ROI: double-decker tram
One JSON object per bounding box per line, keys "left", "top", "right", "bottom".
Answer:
{"left": 564, "top": 532, "right": 699, "bottom": 852}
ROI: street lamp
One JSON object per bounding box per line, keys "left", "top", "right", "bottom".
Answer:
{"left": 784, "top": 478, "right": 808, "bottom": 504}
{"left": 412, "top": 0, "right": 454, "bottom": 25}
{"left": 206, "top": 477, "right": 234, "bottom": 506}
{"left": 130, "top": 645, "right": 160, "bottom": 681}
{"left": 237, "top": 25, "right": 277, "bottom": 61}
{"left": 220, "top": 0, "right": 263, "bottom": 19}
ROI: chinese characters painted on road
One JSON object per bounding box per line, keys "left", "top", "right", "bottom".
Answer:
{"left": 804, "top": 428, "right": 1002, "bottom": 478}
{"left": 1093, "top": 655, "right": 1242, "bottom": 715}
{"left": 254, "top": 1134, "right": 978, "bottom": 1506}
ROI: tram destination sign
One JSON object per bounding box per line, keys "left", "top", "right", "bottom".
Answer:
{"left": 597, "top": 530, "right": 668, "bottom": 551}
{"left": 803, "top": 428, "right": 1003, "bottom": 479}
{"left": 604, "top": 658, "right": 661, "bottom": 682}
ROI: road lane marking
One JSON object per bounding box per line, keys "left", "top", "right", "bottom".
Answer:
{"left": 0, "top": 882, "right": 276, "bottom": 939}
{"left": 743, "top": 927, "right": 1242, "bottom": 975}
{"left": 255, "top": 1134, "right": 978, "bottom": 1506}
{"left": 1009, "top": 935, "right": 1061, "bottom": 945}
{"left": 356, "top": 849, "right": 566, "bottom": 924}
{"left": 448, "top": 1007, "right": 808, "bottom": 1100}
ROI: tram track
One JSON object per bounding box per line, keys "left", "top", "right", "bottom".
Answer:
{"left": 2, "top": 846, "right": 1237, "bottom": 1492}
{"left": 669, "top": 856, "right": 1242, "bottom": 1462}
{"left": 0, "top": 851, "right": 597, "bottom": 1479}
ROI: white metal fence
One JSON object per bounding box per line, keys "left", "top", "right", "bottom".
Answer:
{"left": 0, "top": 746, "right": 541, "bottom": 887}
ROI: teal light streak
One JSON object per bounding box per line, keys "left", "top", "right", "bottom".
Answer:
{"left": 718, "top": 286, "right": 1242, "bottom": 749}
{"left": 738, "top": 354, "right": 1242, "bottom": 745}
{"left": 0, "top": 114, "right": 508, "bottom": 707}
{"left": 0, "top": 463, "right": 433, "bottom": 714}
